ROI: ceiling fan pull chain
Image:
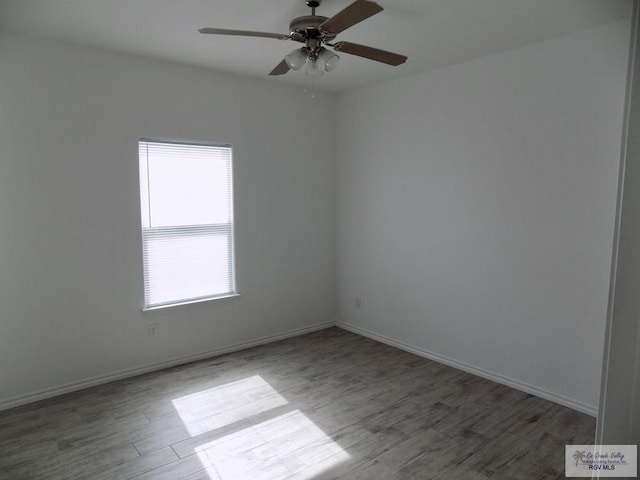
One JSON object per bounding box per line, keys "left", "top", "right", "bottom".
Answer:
{"left": 303, "top": 58, "right": 316, "bottom": 98}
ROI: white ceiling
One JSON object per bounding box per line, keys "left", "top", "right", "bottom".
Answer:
{"left": 0, "top": 0, "right": 632, "bottom": 92}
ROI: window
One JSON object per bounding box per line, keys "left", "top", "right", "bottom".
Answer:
{"left": 138, "top": 139, "right": 236, "bottom": 309}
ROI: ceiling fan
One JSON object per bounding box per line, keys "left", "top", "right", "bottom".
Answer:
{"left": 199, "top": 0, "right": 407, "bottom": 78}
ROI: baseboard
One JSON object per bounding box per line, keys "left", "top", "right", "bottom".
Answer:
{"left": 0, "top": 322, "right": 335, "bottom": 412}
{"left": 336, "top": 322, "right": 598, "bottom": 417}
{"left": 1, "top": 320, "right": 598, "bottom": 417}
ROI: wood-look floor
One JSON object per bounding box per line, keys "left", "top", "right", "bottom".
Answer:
{"left": 0, "top": 328, "right": 594, "bottom": 479}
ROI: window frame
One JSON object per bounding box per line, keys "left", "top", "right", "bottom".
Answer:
{"left": 138, "top": 137, "right": 238, "bottom": 311}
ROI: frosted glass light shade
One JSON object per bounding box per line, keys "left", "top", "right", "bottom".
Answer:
{"left": 306, "top": 58, "right": 325, "bottom": 77}
{"left": 317, "top": 48, "right": 340, "bottom": 72}
{"left": 285, "top": 48, "right": 307, "bottom": 71}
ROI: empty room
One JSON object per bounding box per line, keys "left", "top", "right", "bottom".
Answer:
{"left": 1, "top": 0, "right": 639, "bottom": 479}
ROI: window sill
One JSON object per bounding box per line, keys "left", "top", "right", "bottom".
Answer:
{"left": 142, "top": 293, "right": 241, "bottom": 312}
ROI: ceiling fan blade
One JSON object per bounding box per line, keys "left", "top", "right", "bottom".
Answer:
{"left": 269, "top": 59, "right": 290, "bottom": 76}
{"left": 199, "top": 28, "right": 290, "bottom": 40}
{"left": 319, "top": 0, "right": 383, "bottom": 36}
{"left": 333, "top": 41, "right": 407, "bottom": 66}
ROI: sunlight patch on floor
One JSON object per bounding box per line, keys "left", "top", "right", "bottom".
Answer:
{"left": 195, "top": 409, "right": 350, "bottom": 479}
{"left": 172, "top": 376, "right": 350, "bottom": 479}
{"left": 171, "top": 375, "right": 288, "bottom": 436}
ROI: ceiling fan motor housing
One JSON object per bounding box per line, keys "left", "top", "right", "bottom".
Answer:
{"left": 289, "top": 15, "right": 328, "bottom": 36}
{"left": 289, "top": 15, "right": 336, "bottom": 48}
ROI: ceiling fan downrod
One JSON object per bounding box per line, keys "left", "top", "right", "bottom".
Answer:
{"left": 306, "top": 0, "right": 321, "bottom": 16}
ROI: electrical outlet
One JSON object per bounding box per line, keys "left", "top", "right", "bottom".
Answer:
{"left": 148, "top": 324, "right": 158, "bottom": 339}
{"left": 355, "top": 297, "right": 362, "bottom": 309}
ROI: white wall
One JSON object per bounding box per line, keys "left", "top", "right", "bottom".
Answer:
{"left": 336, "top": 20, "right": 631, "bottom": 413}
{"left": 0, "top": 34, "right": 336, "bottom": 408}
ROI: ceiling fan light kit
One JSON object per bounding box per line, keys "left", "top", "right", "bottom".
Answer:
{"left": 199, "top": 0, "right": 407, "bottom": 93}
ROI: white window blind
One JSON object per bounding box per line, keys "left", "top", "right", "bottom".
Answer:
{"left": 138, "top": 139, "right": 236, "bottom": 309}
